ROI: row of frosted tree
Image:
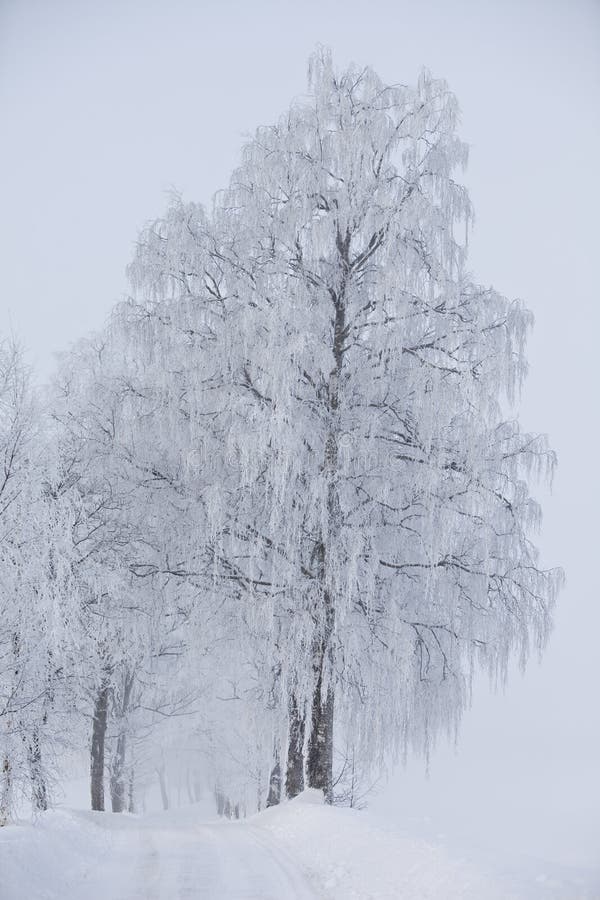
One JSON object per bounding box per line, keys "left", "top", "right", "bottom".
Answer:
{"left": 0, "top": 50, "right": 561, "bottom": 825}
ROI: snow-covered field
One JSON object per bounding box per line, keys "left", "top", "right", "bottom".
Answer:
{"left": 2, "top": 792, "right": 598, "bottom": 900}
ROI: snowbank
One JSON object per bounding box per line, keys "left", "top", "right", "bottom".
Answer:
{"left": 254, "top": 790, "right": 512, "bottom": 900}
{"left": 0, "top": 809, "right": 134, "bottom": 900}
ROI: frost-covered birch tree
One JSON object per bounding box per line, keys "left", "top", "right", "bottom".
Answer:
{"left": 130, "top": 49, "right": 561, "bottom": 804}
{"left": 51, "top": 331, "right": 208, "bottom": 812}
{"left": 225, "top": 50, "right": 562, "bottom": 798}
{"left": 0, "top": 341, "right": 82, "bottom": 823}
{"left": 51, "top": 276, "right": 252, "bottom": 813}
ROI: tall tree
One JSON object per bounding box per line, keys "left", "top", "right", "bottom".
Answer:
{"left": 196, "top": 49, "right": 561, "bottom": 797}
{"left": 103, "top": 48, "right": 562, "bottom": 807}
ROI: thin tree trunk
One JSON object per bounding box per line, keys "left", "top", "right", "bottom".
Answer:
{"left": 110, "top": 731, "right": 127, "bottom": 812}
{"left": 109, "top": 671, "right": 134, "bottom": 813}
{"left": 266, "top": 751, "right": 281, "bottom": 807}
{"left": 128, "top": 766, "right": 136, "bottom": 813}
{"left": 186, "top": 768, "right": 195, "bottom": 804}
{"left": 28, "top": 726, "right": 48, "bottom": 812}
{"left": 306, "top": 621, "right": 334, "bottom": 802}
{"left": 90, "top": 681, "right": 110, "bottom": 811}
{"left": 285, "top": 695, "right": 305, "bottom": 799}
{"left": 157, "top": 764, "right": 169, "bottom": 811}
{"left": 306, "top": 537, "right": 335, "bottom": 802}
{"left": 0, "top": 755, "right": 12, "bottom": 826}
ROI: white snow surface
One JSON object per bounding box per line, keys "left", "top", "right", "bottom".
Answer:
{"left": 1, "top": 791, "right": 598, "bottom": 899}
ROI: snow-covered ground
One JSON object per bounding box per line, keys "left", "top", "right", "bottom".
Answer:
{"left": 0, "top": 804, "right": 316, "bottom": 900}
{"left": 258, "top": 792, "right": 600, "bottom": 900}
{"left": 2, "top": 791, "right": 598, "bottom": 899}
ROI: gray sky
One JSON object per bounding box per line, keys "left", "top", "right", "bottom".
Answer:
{"left": 1, "top": 0, "right": 599, "bottom": 873}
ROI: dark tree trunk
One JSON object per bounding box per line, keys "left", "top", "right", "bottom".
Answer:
{"left": 306, "top": 634, "right": 334, "bottom": 803}
{"left": 109, "top": 670, "right": 133, "bottom": 813}
{"left": 285, "top": 695, "right": 305, "bottom": 799}
{"left": 266, "top": 753, "right": 281, "bottom": 807}
{"left": 304, "top": 240, "right": 347, "bottom": 804}
{"left": 0, "top": 755, "right": 12, "bottom": 826}
{"left": 90, "top": 681, "right": 110, "bottom": 811}
{"left": 306, "top": 538, "right": 335, "bottom": 803}
{"left": 28, "top": 727, "right": 48, "bottom": 812}
{"left": 110, "top": 732, "right": 127, "bottom": 812}
{"left": 128, "top": 766, "right": 136, "bottom": 813}
{"left": 215, "top": 786, "right": 225, "bottom": 816}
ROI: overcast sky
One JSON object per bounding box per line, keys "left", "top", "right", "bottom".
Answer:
{"left": 1, "top": 0, "right": 599, "bottom": 875}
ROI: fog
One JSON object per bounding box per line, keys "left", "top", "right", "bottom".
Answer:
{"left": 1, "top": 0, "right": 598, "bottom": 878}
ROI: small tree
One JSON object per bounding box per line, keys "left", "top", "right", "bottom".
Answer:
{"left": 51, "top": 306, "right": 232, "bottom": 812}
{"left": 0, "top": 341, "right": 81, "bottom": 822}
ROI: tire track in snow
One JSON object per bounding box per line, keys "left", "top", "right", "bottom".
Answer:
{"left": 109, "top": 815, "right": 319, "bottom": 899}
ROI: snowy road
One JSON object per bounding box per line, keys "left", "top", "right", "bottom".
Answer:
{"left": 3, "top": 798, "right": 596, "bottom": 900}
{"left": 97, "top": 813, "right": 319, "bottom": 900}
